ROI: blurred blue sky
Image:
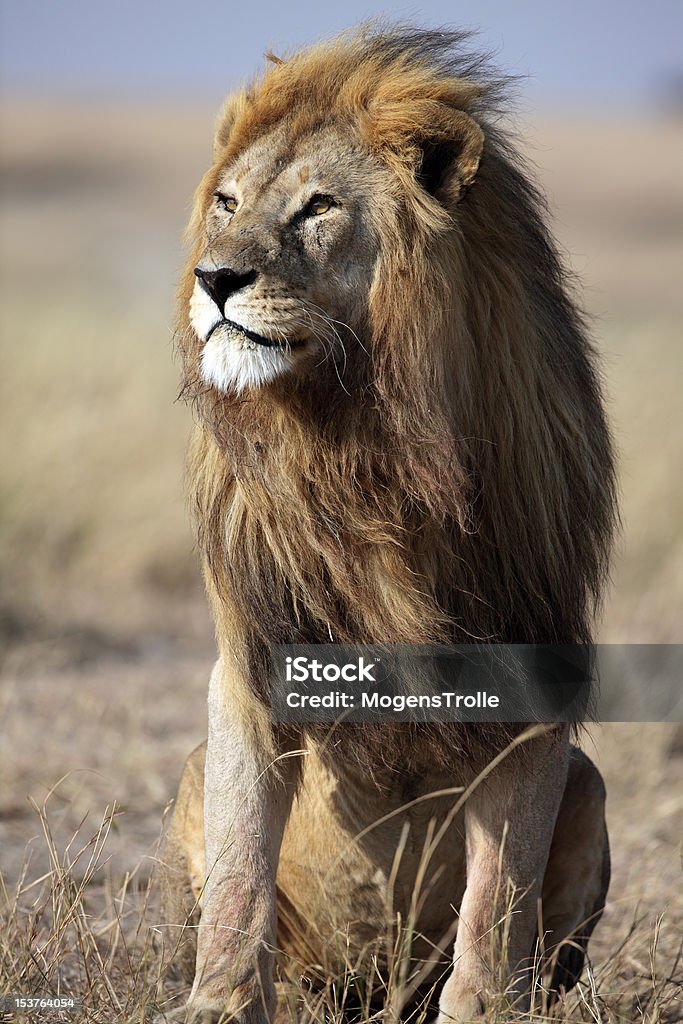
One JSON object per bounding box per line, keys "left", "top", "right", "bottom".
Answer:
{"left": 1, "top": 0, "right": 681, "bottom": 108}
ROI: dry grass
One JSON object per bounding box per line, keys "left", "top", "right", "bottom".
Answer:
{"left": 1, "top": 750, "right": 681, "bottom": 1023}
{"left": 0, "top": 97, "right": 682, "bottom": 1021}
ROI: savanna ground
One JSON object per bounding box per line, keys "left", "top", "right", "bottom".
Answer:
{"left": 0, "top": 98, "right": 681, "bottom": 1022}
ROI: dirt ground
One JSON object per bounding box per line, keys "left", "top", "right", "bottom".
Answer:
{"left": 0, "top": 99, "right": 682, "bottom": 1020}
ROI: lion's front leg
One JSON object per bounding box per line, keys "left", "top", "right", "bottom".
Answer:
{"left": 188, "top": 659, "right": 299, "bottom": 1024}
{"left": 437, "top": 726, "right": 569, "bottom": 1023}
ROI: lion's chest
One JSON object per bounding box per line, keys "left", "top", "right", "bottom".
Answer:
{"left": 276, "top": 745, "right": 468, "bottom": 974}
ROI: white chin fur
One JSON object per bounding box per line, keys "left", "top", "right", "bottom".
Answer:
{"left": 200, "top": 334, "right": 297, "bottom": 394}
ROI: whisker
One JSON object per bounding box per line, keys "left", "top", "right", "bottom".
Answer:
{"left": 306, "top": 301, "right": 370, "bottom": 357}
{"left": 296, "top": 310, "right": 348, "bottom": 380}
{"left": 298, "top": 306, "right": 350, "bottom": 380}
{"left": 287, "top": 311, "right": 352, "bottom": 394}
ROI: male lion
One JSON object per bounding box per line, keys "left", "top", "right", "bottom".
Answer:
{"left": 162, "top": 26, "right": 616, "bottom": 1024}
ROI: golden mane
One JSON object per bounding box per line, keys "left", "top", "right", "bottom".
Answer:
{"left": 176, "top": 26, "right": 617, "bottom": 715}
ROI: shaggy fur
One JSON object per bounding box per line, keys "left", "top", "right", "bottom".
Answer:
{"left": 176, "top": 25, "right": 617, "bottom": 764}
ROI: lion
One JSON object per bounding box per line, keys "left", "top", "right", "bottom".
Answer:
{"left": 161, "top": 25, "right": 617, "bottom": 1024}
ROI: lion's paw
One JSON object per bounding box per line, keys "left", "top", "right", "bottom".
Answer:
{"left": 436, "top": 980, "right": 486, "bottom": 1024}
{"left": 154, "top": 1003, "right": 265, "bottom": 1024}
{"left": 153, "top": 1005, "right": 220, "bottom": 1024}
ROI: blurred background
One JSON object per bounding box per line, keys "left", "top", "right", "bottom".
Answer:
{"left": 0, "top": 0, "right": 681, "bottom": 1013}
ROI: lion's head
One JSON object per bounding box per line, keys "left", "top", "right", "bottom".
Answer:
{"left": 181, "top": 27, "right": 486, "bottom": 398}
{"left": 189, "top": 121, "right": 384, "bottom": 395}
{"left": 178, "top": 26, "right": 617, "bottom": 659}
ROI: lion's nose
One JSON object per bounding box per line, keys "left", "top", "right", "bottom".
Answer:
{"left": 194, "top": 266, "right": 257, "bottom": 312}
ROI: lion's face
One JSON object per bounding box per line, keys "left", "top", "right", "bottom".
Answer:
{"left": 191, "top": 125, "right": 384, "bottom": 394}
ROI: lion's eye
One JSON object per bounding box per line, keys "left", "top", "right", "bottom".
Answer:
{"left": 214, "top": 193, "right": 238, "bottom": 213}
{"left": 306, "top": 195, "right": 334, "bottom": 216}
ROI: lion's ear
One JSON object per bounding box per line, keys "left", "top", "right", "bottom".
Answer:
{"left": 365, "top": 97, "right": 485, "bottom": 204}
{"left": 416, "top": 110, "right": 484, "bottom": 203}
{"left": 213, "top": 90, "right": 249, "bottom": 156}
